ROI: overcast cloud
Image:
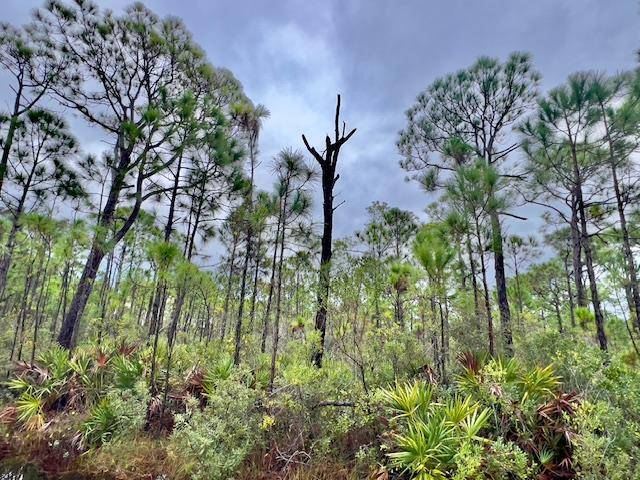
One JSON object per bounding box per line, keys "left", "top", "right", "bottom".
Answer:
{"left": 2, "top": 0, "right": 639, "bottom": 245}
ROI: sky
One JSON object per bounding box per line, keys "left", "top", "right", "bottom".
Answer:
{"left": 2, "top": 0, "right": 639, "bottom": 245}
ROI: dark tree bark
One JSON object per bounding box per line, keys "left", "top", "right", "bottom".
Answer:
{"left": 233, "top": 227, "right": 252, "bottom": 365}
{"left": 474, "top": 217, "right": 494, "bottom": 356}
{"left": 260, "top": 214, "right": 282, "bottom": 354}
{"left": 220, "top": 234, "right": 238, "bottom": 341}
{"left": 570, "top": 198, "right": 586, "bottom": 307}
{"left": 302, "top": 94, "right": 356, "bottom": 368}
{"left": 466, "top": 235, "right": 481, "bottom": 330}
{"left": 269, "top": 201, "right": 289, "bottom": 390}
{"left": 570, "top": 145, "right": 608, "bottom": 351}
{"left": 562, "top": 254, "right": 576, "bottom": 328}
{"left": 490, "top": 210, "right": 512, "bottom": 356}
{"left": 57, "top": 144, "right": 137, "bottom": 349}
{"left": 602, "top": 113, "right": 640, "bottom": 331}
{"left": 248, "top": 233, "right": 262, "bottom": 332}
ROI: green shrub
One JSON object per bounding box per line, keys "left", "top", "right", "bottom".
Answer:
{"left": 571, "top": 400, "right": 640, "bottom": 480}
{"left": 168, "top": 374, "right": 261, "bottom": 480}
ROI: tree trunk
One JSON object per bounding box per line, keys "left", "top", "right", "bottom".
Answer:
{"left": 475, "top": 218, "right": 494, "bottom": 356}
{"left": 563, "top": 255, "right": 576, "bottom": 328}
{"left": 233, "top": 228, "right": 252, "bottom": 365}
{"left": 607, "top": 139, "right": 640, "bottom": 331}
{"left": 570, "top": 199, "right": 586, "bottom": 307}
{"left": 553, "top": 290, "right": 563, "bottom": 333}
{"left": 57, "top": 244, "right": 105, "bottom": 349}
{"left": 220, "top": 234, "right": 238, "bottom": 341}
{"left": 0, "top": 84, "right": 23, "bottom": 194}
{"left": 249, "top": 233, "right": 262, "bottom": 332}
{"left": 490, "top": 210, "right": 512, "bottom": 356}
{"left": 269, "top": 211, "right": 288, "bottom": 391}
{"left": 57, "top": 144, "right": 132, "bottom": 349}
{"left": 571, "top": 147, "right": 607, "bottom": 351}
{"left": 161, "top": 284, "right": 186, "bottom": 410}
{"left": 261, "top": 210, "right": 283, "bottom": 353}
{"left": 312, "top": 166, "right": 334, "bottom": 367}
{"left": 302, "top": 94, "right": 356, "bottom": 368}
{"left": 0, "top": 167, "right": 35, "bottom": 297}
{"left": 514, "top": 257, "right": 523, "bottom": 326}
{"left": 466, "top": 235, "right": 481, "bottom": 329}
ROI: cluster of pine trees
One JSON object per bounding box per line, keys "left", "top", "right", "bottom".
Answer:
{"left": 1, "top": 0, "right": 640, "bottom": 396}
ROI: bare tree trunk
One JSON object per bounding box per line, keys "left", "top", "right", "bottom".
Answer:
{"left": 302, "top": 95, "right": 356, "bottom": 368}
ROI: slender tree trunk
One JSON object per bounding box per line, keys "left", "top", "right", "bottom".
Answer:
{"left": 606, "top": 139, "right": 640, "bottom": 331}
{"left": 0, "top": 84, "right": 23, "bottom": 194}
{"left": 18, "top": 250, "right": 44, "bottom": 362}
{"left": 269, "top": 212, "right": 288, "bottom": 391}
{"left": 514, "top": 258, "right": 523, "bottom": 328}
{"left": 220, "top": 235, "right": 238, "bottom": 341}
{"left": 249, "top": 234, "right": 262, "bottom": 332}
{"left": 438, "top": 285, "right": 449, "bottom": 384}
{"left": 0, "top": 172, "right": 34, "bottom": 297}
{"left": 261, "top": 212, "right": 282, "bottom": 353}
{"left": 563, "top": 255, "right": 576, "bottom": 328}
{"left": 571, "top": 147, "right": 607, "bottom": 351}
{"left": 466, "top": 235, "right": 481, "bottom": 328}
{"left": 599, "top": 104, "right": 640, "bottom": 329}
{"left": 489, "top": 210, "right": 512, "bottom": 356}
{"left": 570, "top": 200, "right": 586, "bottom": 307}
{"left": 233, "top": 227, "right": 252, "bottom": 365}
{"left": 0, "top": 218, "right": 21, "bottom": 299}
{"left": 162, "top": 284, "right": 186, "bottom": 410}
{"left": 394, "top": 288, "right": 404, "bottom": 327}
{"left": 475, "top": 218, "right": 495, "bottom": 356}
{"left": 553, "top": 289, "right": 563, "bottom": 333}
{"left": 429, "top": 296, "right": 440, "bottom": 378}
{"left": 97, "top": 250, "right": 114, "bottom": 344}
{"left": 8, "top": 262, "right": 33, "bottom": 372}
{"left": 31, "top": 243, "right": 52, "bottom": 363}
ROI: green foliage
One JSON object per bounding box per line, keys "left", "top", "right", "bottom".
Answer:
{"left": 169, "top": 376, "right": 260, "bottom": 480}
{"left": 571, "top": 400, "right": 640, "bottom": 480}
{"left": 81, "top": 399, "right": 122, "bottom": 448}
{"left": 382, "top": 380, "right": 434, "bottom": 421}
{"left": 382, "top": 381, "right": 491, "bottom": 480}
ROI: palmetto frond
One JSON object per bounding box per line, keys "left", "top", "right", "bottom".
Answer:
{"left": 518, "top": 364, "right": 560, "bottom": 404}
{"left": 381, "top": 381, "right": 435, "bottom": 421}
{"left": 388, "top": 416, "right": 457, "bottom": 480}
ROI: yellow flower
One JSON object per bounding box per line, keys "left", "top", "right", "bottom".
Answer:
{"left": 260, "top": 415, "right": 275, "bottom": 430}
